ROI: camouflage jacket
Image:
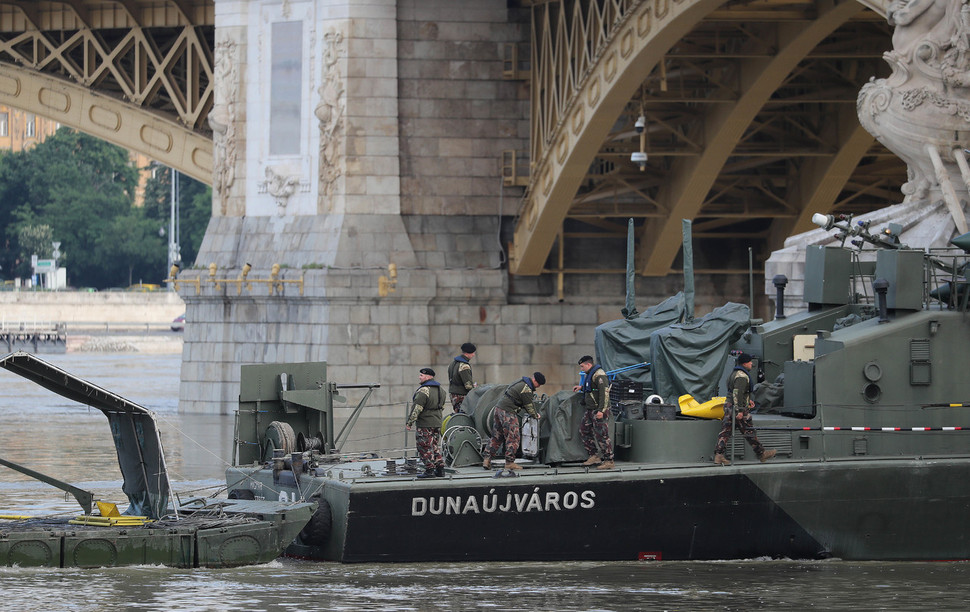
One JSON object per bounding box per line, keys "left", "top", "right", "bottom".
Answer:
{"left": 495, "top": 377, "right": 539, "bottom": 418}
{"left": 726, "top": 368, "right": 752, "bottom": 412}
{"left": 448, "top": 356, "right": 474, "bottom": 395}
{"left": 580, "top": 366, "right": 610, "bottom": 411}
{"left": 408, "top": 381, "right": 446, "bottom": 428}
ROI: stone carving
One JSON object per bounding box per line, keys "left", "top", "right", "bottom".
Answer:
{"left": 260, "top": 166, "right": 302, "bottom": 216}
{"left": 315, "top": 28, "right": 345, "bottom": 210}
{"left": 857, "top": 0, "right": 970, "bottom": 232}
{"left": 209, "top": 38, "right": 239, "bottom": 216}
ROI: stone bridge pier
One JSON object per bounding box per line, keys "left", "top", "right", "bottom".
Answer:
{"left": 176, "top": 0, "right": 603, "bottom": 415}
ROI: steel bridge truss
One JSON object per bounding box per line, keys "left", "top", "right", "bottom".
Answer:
{"left": 516, "top": 0, "right": 903, "bottom": 277}
{"left": 0, "top": 1, "right": 214, "bottom": 134}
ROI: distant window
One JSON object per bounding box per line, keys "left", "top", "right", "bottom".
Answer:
{"left": 0, "top": 112, "right": 7, "bottom": 137}
{"left": 270, "top": 21, "right": 302, "bottom": 156}
{"left": 25, "top": 114, "right": 35, "bottom": 138}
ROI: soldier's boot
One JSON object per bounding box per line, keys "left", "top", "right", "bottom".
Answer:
{"left": 505, "top": 461, "right": 523, "bottom": 471}
{"left": 416, "top": 469, "right": 436, "bottom": 479}
{"left": 759, "top": 449, "right": 777, "bottom": 463}
{"left": 596, "top": 460, "right": 615, "bottom": 470}
{"left": 582, "top": 455, "right": 602, "bottom": 466}
{"left": 435, "top": 465, "right": 445, "bottom": 477}
{"left": 482, "top": 456, "right": 491, "bottom": 470}
{"left": 714, "top": 453, "right": 731, "bottom": 466}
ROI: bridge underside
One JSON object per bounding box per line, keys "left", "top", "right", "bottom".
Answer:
{"left": 0, "top": 1, "right": 213, "bottom": 183}
{"left": 513, "top": 0, "right": 902, "bottom": 278}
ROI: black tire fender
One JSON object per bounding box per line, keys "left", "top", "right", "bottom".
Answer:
{"left": 299, "top": 498, "right": 332, "bottom": 547}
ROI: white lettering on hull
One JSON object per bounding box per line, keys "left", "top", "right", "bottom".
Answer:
{"left": 411, "top": 487, "right": 596, "bottom": 517}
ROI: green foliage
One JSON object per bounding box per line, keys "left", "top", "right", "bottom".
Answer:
{"left": 0, "top": 128, "right": 212, "bottom": 288}
{"left": 15, "top": 224, "right": 54, "bottom": 278}
{"left": 141, "top": 162, "right": 212, "bottom": 266}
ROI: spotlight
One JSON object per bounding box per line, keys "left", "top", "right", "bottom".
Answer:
{"left": 631, "top": 151, "right": 648, "bottom": 170}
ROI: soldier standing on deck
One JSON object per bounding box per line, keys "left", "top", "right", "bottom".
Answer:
{"left": 483, "top": 372, "right": 545, "bottom": 471}
{"left": 573, "top": 355, "right": 615, "bottom": 470}
{"left": 448, "top": 342, "right": 477, "bottom": 413}
{"left": 406, "top": 367, "right": 447, "bottom": 478}
{"left": 713, "top": 352, "right": 777, "bottom": 465}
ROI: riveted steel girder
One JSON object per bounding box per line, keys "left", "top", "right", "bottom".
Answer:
{"left": 0, "top": 1, "right": 213, "bottom": 182}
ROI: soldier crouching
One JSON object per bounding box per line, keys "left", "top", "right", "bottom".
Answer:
{"left": 483, "top": 372, "right": 545, "bottom": 471}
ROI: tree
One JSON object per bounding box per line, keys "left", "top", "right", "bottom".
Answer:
{"left": 141, "top": 163, "right": 211, "bottom": 266}
{"left": 0, "top": 128, "right": 211, "bottom": 288}
{"left": 101, "top": 211, "right": 167, "bottom": 286}
{"left": 15, "top": 223, "right": 53, "bottom": 279}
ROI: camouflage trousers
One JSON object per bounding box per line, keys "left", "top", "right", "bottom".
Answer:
{"left": 580, "top": 409, "right": 613, "bottom": 461}
{"left": 486, "top": 406, "right": 520, "bottom": 462}
{"left": 416, "top": 427, "right": 443, "bottom": 471}
{"left": 451, "top": 393, "right": 466, "bottom": 413}
{"left": 714, "top": 409, "right": 766, "bottom": 456}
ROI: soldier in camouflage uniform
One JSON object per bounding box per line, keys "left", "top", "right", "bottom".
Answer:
{"left": 573, "top": 355, "right": 615, "bottom": 469}
{"left": 448, "top": 342, "right": 477, "bottom": 413}
{"left": 483, "top": 372, "right": 545, "bottom": 471}
{"left": 714, "top": 352, "right": 777, "bottom": 465}
{"left": 406, "top": 367, "right": 447, "bottom": 478}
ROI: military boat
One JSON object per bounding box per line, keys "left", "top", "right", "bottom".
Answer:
{"left": 225, "top": 215, "right": 970, "bottom": 562}
{"left": 0, "top": 351, "right": 314, "bottom": 569}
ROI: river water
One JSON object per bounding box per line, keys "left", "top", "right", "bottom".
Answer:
{"left": 2, "top": 353, "right": 970, "bottom": 611}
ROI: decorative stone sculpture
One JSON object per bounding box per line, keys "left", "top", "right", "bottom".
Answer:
{"left": 315, "top": 29, "right": 345, "bottom": 211}
{"left": 857, "top": 0, "right": 970, "bottom": 233}
{"left": 767, "top": 1, "right": 970, "bottom": 308}
{"left": 260, "top": 166, "right": 302, "bottom": 216}
{"left": 209, "top": 39, "right": 239, "bottom": 216}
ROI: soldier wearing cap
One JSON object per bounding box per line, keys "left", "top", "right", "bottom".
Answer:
{"left": 573, "top": 355, "right": 614, "bottom": 469}
{"left": 714, "top": 352, "right": 776, "bottom": 465}
{"left": 483, "top": 372, "right": 545, "bottom": 471}
{"left": 406, "top": 367, "right": 447, "bottom": 478}
{"left": 448, "top": 342, "right": 477, "bottom": 413}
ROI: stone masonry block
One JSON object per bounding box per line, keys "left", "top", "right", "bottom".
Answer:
{"left": 503, "top": 305, "right": 531, "bottom": 324}
{"left": 367, "top": 346, "right": 391, "bottom": 366}
{"left": 379, "top": 325, "right": 402, "bottom": 345}
{"left": 429, "top": 324, "right": 450, "bottom": 345}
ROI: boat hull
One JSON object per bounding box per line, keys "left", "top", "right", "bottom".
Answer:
{"left": 230, "top": 457, "right": 970, "bottom": 562}
{"left": 0, "top": 500, "right": 314, "bottom": 568}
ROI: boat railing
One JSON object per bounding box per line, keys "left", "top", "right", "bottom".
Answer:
{"left": 842, "top": 248, "right": 969, "bottom": 311}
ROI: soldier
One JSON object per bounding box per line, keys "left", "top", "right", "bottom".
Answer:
{"left": 573, "top": 355, "right": 615, "bottom": 469}
{"left": 483, "top": 372, "right": 545, "bottom": 471}
{"left": 714, "top": 352, "right": 777, "bottom": 465}
{"left": 448, "top": 342, "right": 477, "bottom": 413}
{"left": 406, "top": 367, "right": 447, "bottom": 478}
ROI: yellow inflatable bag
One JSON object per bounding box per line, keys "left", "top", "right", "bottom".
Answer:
{"left": 677, "top": 394, "right": 726, "bottom": 419}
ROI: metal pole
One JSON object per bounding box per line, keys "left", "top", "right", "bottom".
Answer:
{"left": 682, "top": 219, "right": 694, "bottom": 322}
{"left": 624, "top": 218, "right": 638, "bottom": 318}
{"left": 748, "top": 247, "right": 754, "bottom": 316}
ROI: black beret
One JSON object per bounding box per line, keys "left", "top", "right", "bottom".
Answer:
{"left": 420, "top": 367, "right": 435, "bottom": 376}
{"left": 461, "top": 342, "right": 477, "bottom": 354}
{"left": 578, "top": 355, "right": 594, "bottom": 365}
{"left": 533, "top": 371, "right": 546, "bottom": 385}
{"left": 736, "top": 352, "right": 754, "bottom": 365}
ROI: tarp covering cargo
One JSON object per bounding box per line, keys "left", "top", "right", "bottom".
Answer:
{"left": 593, "top": 293, "right": 686, "bottom": 386}
{"left": 539, "top": 391, "right": 589, "bottom": 464}
{"left": 461, "top": 386, "right": 590, "bottom": 465}
{"left": 0, "top": 351, "right": 171, "bottom": 518}
{"left": 649, "top": 303, "right": 750, "bottom": 403}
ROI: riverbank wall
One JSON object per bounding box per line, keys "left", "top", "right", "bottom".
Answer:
{"left": 0, "top": 291, "right": 185, "bottom": 354}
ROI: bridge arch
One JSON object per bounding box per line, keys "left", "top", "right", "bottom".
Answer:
{"left": 0, "top": 63, "right": 212, "bottom": 184}
{"left": 513, "top": 0, "right": 895, "bottom": 277}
